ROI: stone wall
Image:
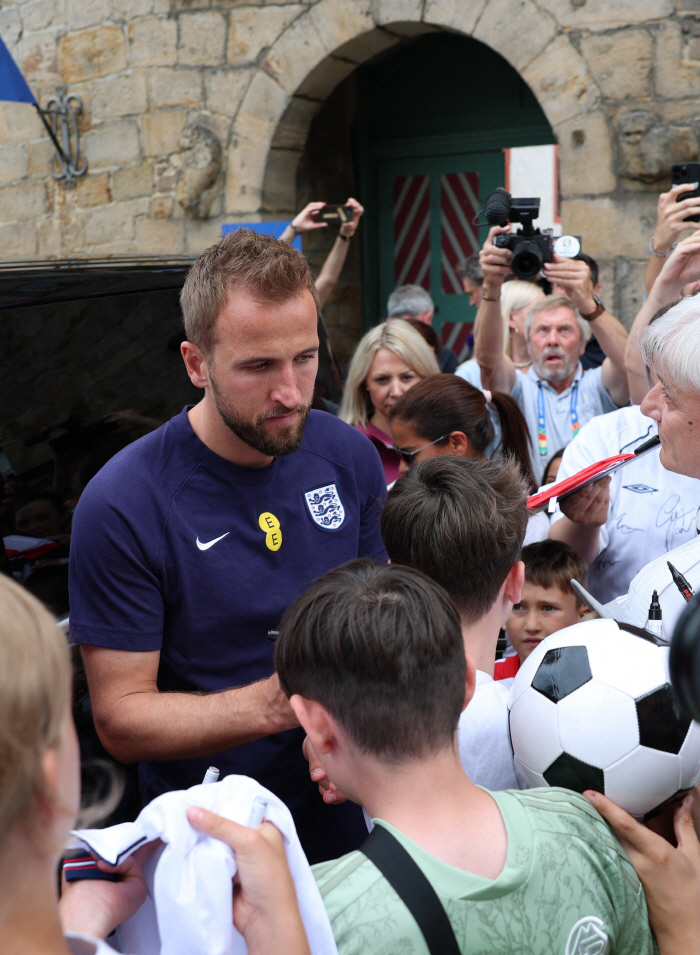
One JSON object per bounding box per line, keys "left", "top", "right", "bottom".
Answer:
{"left": 1, "top": 0, "right": 699, "bottom": 336}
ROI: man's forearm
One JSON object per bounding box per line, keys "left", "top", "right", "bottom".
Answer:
{"left": 549, "top": 516, "right": 601, "bottom": 566}
{"left": 589, "top": 310, "right": 628, "bottom": 372}
{"left": 316, "top": 235, "right": 350, "bottom": 308}
{"left": 93, "top": 675, "right": 297, "bottom": 764}
{"left": 473, "top": 295, "right": 513, "bottom": 391}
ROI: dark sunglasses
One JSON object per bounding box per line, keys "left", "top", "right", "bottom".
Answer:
{"left": 391, "top": 434, "right": 449, "bottom": 466}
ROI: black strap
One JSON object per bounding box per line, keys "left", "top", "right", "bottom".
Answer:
{"left": 361, "top": 824, "right": 461, "bottom": 955}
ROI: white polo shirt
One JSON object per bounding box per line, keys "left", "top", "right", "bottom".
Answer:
{"left": 512, "top": 363, "right": 618, "bottom": 482}
{"left": 550, "top": 406, "right": 700, "bottom": 602}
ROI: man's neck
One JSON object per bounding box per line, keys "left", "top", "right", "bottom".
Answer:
{"left": 188, "top": 396, "right": 274, "bottom": 467}
{"left": 460, "top": 604, "right": 503, "bottom": 677}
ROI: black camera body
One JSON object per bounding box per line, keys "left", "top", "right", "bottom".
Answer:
{"left": 485, "top": 188, "right": 578, "bottom": 281}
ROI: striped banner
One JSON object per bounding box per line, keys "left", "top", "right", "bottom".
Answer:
{"left": 440, "top": 171, "right": 479, "bottom": 294}
{"left": 393, "top": 174, "right": 431, "bottom": 290}
{"left": 440, "top": 321, "right": 473, "bottom": 363}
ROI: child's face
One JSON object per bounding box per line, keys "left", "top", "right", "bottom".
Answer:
{"left": 506, "top": 581, "right": 587, "bottom": 663}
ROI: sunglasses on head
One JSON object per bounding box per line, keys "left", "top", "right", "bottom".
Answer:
{"left": 391, "top": 434, "right": 449, "bottom": 466}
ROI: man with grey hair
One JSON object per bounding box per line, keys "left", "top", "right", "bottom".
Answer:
{"left": 475, "top": 225, "right": 630, "bottom": 481}
{"left": 457, "top": 251, "right": 484, "bottom": 307}
{"left": 386, "top": 283, "right": 459, "bottom": 373}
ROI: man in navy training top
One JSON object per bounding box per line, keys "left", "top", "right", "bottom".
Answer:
{"left": 69, "top": 228, "right": 388, "bottom": 863}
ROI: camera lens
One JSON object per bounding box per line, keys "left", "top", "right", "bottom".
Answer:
{"left": 510, "top": 241, "right": 544, "bottom": 281}
{"left": 670, "top": 594, "right": 700, "bottom": 722}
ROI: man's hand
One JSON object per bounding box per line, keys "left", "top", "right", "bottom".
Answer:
{"left": 291, "top": 201, "right": 328, "bottom": 234}
{"left": 479, "top": 225, "right": 512, "bottom": 296}
{"left": 186, "top": 807, "right": 311, "bottom": 955}
{"left": 59, "top": 842, "right": 157, "bottom": 939}
{"left": 302, "top": 735, "right": 347, "bottom": 805}
{"left": 559, "top": 476, "right": 611, "bottom": 527}
{"left": 585, "top": 790, "right": 700, "bottom": 955}
{"left": 653, "top": 182, "right": 700, "bottom": 254}
{"left": 544, "top": 255, "right": 596, "bottom": 315}
{"left": 655, "top": 229, "right": 700, "bottom": 296}
{"left": 339, "top": 197, "right": 364, "bottom": 238}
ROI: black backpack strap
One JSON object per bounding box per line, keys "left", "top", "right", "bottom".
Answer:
{"left": 361, "top": 824, "right": 461, "bottom": 955}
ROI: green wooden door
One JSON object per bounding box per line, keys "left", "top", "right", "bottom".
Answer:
{"left": 377, "top": 150, "right": 504, "bottom": 359}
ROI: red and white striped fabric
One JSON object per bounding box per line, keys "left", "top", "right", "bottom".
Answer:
{"left": 440, "top": 171, "right": 479, "bottom": 294}
{"left": 393, "top": 175, "right": 431, "bottom": 290}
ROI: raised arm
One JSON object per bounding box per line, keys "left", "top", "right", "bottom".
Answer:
{"left": 544, "top": 255, "right": 629, "bottom": 407}
{"left": 278, "top": 201, "right": 328, "bottom": 246}
{"left": 81, "top": 644, "right": 297, "bottom": 763}
{"left": 474, "top": 225, "right": 517, "bottom": 393}
{"left": 315, "top": 197, "right": 364, "bottom": 308}
{"left": 626, "top": 230, "right": 700, "bottom": 403}
{"left": 645, "top": 183, "right": 700, "bottom": 293}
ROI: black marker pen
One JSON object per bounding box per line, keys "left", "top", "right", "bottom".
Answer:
{"left": 668, "top": 561, "right": 695, "bottom": 603}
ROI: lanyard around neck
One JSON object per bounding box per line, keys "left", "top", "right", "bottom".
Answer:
{"left": 537, "top": 379, "right": 580, "bottom": 459}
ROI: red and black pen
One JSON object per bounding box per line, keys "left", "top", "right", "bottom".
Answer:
{"left": 668, "top": 561, "right": 695, "bottom": 603}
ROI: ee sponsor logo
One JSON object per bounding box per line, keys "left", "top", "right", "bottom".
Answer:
{"left": 258, "top": 512, "right": 282, "bottom": 551}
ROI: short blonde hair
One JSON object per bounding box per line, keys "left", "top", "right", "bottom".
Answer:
{"left": 0, "top": 576, "right": 71, "bottom": 845}
{"left": 339, "top": 321, "right": 440, "bottom": 427}
{"left": 500, "top": 280, "right": 544, "bottom": 354}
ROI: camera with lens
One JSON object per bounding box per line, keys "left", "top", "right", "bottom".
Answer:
{"left": 484, "top": 188, "right": 580, "bottom": 281}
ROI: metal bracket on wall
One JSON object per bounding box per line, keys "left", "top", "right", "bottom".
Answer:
{"left": 34, "top": 86, "right": 87, "bottom": 189}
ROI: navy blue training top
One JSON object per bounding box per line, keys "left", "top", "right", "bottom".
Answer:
{"left": 69, "top": 408, "right": 387, "bottom": 861}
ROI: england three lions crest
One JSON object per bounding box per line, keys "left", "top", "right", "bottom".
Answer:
{"left": 304, "top": 484, "right": 345, "bottom": 530}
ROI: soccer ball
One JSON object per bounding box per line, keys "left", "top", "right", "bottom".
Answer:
{"left": 508, "top": 618, "right": 700, "bottom": 817}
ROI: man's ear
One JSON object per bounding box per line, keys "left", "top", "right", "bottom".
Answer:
{"left": 463, "top": 652, "right": 478, "bottom": 711}
{"left": 290, "top": 695, "right": 338, "bottom": 756}
{"left": 181, "top": 341, "right": 209, "bottom": 390}
{"left": 504, "top": 560, "right": 525, "bottom": 607}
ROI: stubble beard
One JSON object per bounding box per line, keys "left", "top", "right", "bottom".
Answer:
{"left": 209, "top": 372, "right": 311, "bottom": 457}
{"left": 533, "top": 348, "right": 578, "bottom": 384}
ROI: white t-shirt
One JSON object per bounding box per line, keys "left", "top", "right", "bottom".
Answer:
{"left": 550, "top": 406, "right": 700, "bottom": 602}
{"left": 614, "top": 534, "right": 700, "bottom": 640}
{"left": 511, "top": 363, "right": 618, "bottom": 483}
{"left": 455, "top": 357, "right": 483, "bottom": 390}
{"left": 65, "top": 933, "right": 120, "bottom": 954}
{"left": 458, "top": 670, "right": 524, "bottom": 790}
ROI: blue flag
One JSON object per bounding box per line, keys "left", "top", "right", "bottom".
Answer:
{"left": 0, "top": 34, "right": 36, "bottom": 104}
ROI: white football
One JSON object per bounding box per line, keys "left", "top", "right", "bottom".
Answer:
{"left": 508, "top": 618, "right": 700, "bottom": 817}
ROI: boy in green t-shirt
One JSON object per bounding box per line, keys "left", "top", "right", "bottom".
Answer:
{"left": 274, "top": 557, "right": 654, "bottom": 955}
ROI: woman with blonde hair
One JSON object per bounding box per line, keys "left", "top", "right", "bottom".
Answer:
{"left": 0, "top": 574, "right": 313, "bottom": 955}
{"left": 339, "top": 320, "right": 440, "bottom": 484}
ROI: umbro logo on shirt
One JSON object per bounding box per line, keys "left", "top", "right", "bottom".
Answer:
{"left": 196, "top": 533, "right": 230, "bottom": 551}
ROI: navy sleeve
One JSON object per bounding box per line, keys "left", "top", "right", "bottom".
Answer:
{"left": 355, "top": 435, "right": 389, "bottom": 564}
{"left": 68, "top": 462, "right": 165, "bottom": 652}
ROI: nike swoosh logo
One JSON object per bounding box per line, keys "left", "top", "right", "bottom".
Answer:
{"left": 196, "top": 533, "right": 230, "bottom": 551}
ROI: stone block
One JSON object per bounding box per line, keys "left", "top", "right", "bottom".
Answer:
{"left": 68, "top": 0, "right": 110, "bottom": 31}
{"left": 655, "top": 20, "right": 700, "bottom": 99}
{"left": 75, "top": 172, "right": 113, "bottom": 207}
{"left": 23, "top": 33, "right": 61, "bottom": 89}
{"left": 0, "top": 220, "right": 37, "bottom": 259}
{"left": 262, "top": 147, "right": 301, "bottom": 211}
{"left": 113, "top": 161, "right": 154, "bottom": 201}
{"left": 177, "top": 12, "right": 226, "bottom": 67}
{"left": 0, "top": 144, "right": 28, "bottom": 187}
{"left": 81, "top": 196, "right": 149, "bottom": 246}
{"left": 226, "top": 5, "right": 303, "bottom": 66}
{"left": 224, "top": 140, "right": 265, "bottom": 214}
{"left": 537, "top": 0, "right": 672, "bottom": 29}
{"left": 561, "top": 195, "right": 659, "bottom": 260}
{"left": 0, "top": 103, "right": 44, "bottom": 147}
{"left": 23, "top": 0, "right": 67, "bottom": 31}
{"left": 332, "top": 27, "right": 400, "bottom": 64}
{"left": 423, "top": 0, "right": 487, "bottom": 34}
{"left": 580, "top": 29, "right": 653, "bottom": 100}
{"left": 309, "top": 0, "right": 374, "bottom": 55}
{"left": 83, "top": 119, "right": 141, "bottom": 169}
{"left": 91, "top": 73, "right": 148, "bottom": 120}
{"left": 184, "top": 218, "right": 223, "bottom": 256}
{"left": 614, "top": 257, "right": 647, "bottom": 331}
{"left": 370, "top": 0, "right": 423, "bottom": 24}
{"left": 271, "top": 95, "right": 323, "bottom": 151}
{"left": 128, "top": 16, "right": 177, "bottom": 67}
{"left": 234, "top": 71, "right": 290, "bottom": 146}
{"left": 555, "top": 110, "right": 616, "bottom": 197}
{"left": 296, "top": 56, "right": 356, "bottom": 100}
{"left": 204, "top": 68, "right": 252, "bottom": 117}
{"left": 143, "top": 109, "right": 187, "bottom": 158}
{"left": 0, "top": 182, "right": 48, "bottom": 222}
{"left": 0, "top": 7, "right": 22, "bottom": 48}
{"left": 149, "top": 68, "right": 203, "bottom": 109}
{"left": 60, "top": 26, "right": 127, "bottom": 83}
{"left": 113, "top": 0, "right": 154, "bottom": 18}
{"left": 263, "top": 15, "right": 330, "bottom": 96}
{"left": 36, "top": 217, "right": 62, "bottom": 258}
{"left": 28, "top": 140, "right": 54, "bottom": 178}
{"left": 151, "top": 195, "right": 174, "bottom": 218}
{"left": 522, "top": 34, "right": 600, "bottom": 128}
{"left": 134, "top": 216, "right": 186, "bottom": 254}
{"left": 473, "top": 0, "right": 557, "bottom": 73}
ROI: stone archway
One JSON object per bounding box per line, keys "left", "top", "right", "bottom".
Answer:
{"left": 224, "top": 0, "right": 615, "bottom": 221}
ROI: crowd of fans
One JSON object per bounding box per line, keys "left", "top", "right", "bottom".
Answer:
{"left": 4, "top": 182, "right": 700, "bottom": 954}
